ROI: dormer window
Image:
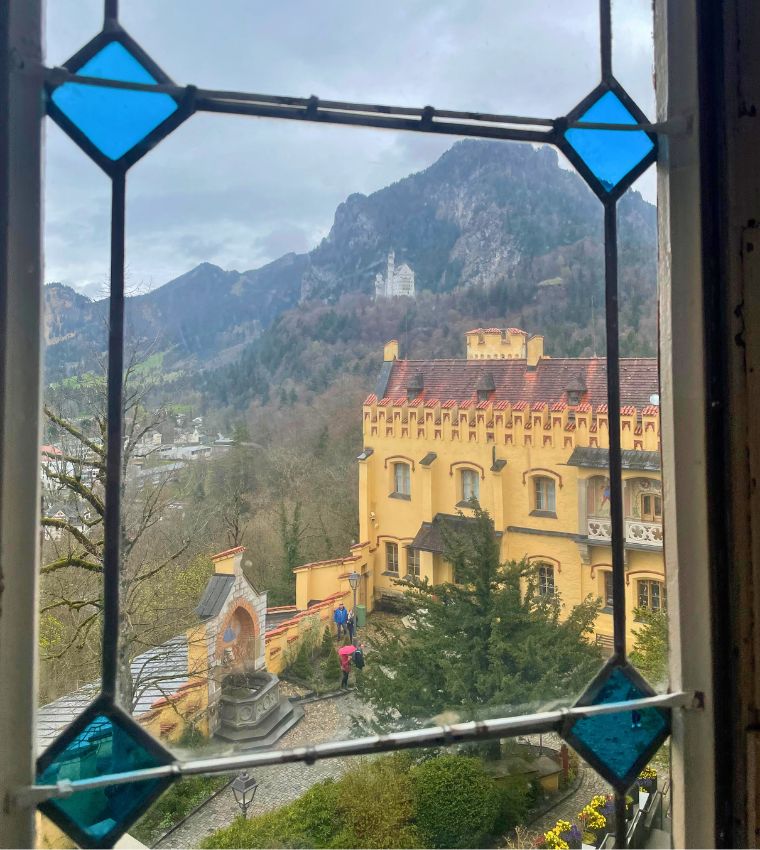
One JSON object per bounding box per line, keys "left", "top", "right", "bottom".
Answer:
{"left": 476, "top": 372, "right": 495, "bottom": 403}
{"left": 566, "top": 369, "right": 587, "bottom": 406}
{"left": 406, "top": 370, "right": 424, "bottom": 401}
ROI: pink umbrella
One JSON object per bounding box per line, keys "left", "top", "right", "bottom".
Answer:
{"left": 338, "top": 645, "right": 357, "bottom": 657}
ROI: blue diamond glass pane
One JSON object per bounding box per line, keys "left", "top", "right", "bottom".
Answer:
{"left": 564, "top": 91, "right": 654, "bottom": 192}
{"left": 51, "top": 41, "right": 178, "bottom": 161}
{"left": 568, "top": 667, "right": 667, "bottom": 785}
{"left": 38, "top": 713, "right": 171, "bottom": 846}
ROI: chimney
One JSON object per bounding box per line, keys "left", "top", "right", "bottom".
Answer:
{"left": 384, "top": 339, "right": 400, "bottom": 361}
{"left": 527, "top": 334, "right": 544, "bottom": 368}
{"left": 211, "top": 546, "right": 245, "bottom": 577}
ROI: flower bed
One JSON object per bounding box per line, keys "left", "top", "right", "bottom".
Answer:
{"left": 539, "top": 783, "right": 642, "bottom": 849}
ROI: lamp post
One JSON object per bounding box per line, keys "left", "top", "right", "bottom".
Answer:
{"left": 348, "top": 571, "right": 360, "bottom": 636}
{"left": 231, "top": 771, "right": 258, "bottom": 819}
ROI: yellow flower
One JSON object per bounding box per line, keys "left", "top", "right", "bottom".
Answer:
{"left": 578, "top": 804, "right": 606, "bottom": 830}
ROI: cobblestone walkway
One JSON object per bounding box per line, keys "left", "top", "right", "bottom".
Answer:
{"left": 158, "top": 693, "right": 365, "bottom": 848}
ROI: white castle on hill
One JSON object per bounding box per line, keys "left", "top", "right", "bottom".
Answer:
{"left": 374, "top": 250, "right": 415, "bottom": 299}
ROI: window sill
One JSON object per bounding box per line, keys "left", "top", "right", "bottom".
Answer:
{"left": 530, "top": 509, "right": 557, "bottom": 519}
{"left": 602, "top": 606, "right": 614, "bottom": 615}
{"left": 389, "top": 492, "right": 411, "bottom": 501}
{"left": 456, "top": 500, "right": 479, "bottom": 509}
{"left": 382, "top": 570, "right": 400, "bottom": 577}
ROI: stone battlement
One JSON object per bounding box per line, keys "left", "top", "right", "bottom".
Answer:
{"left": 362, "top": 396, "right": 660, "bottom": 452}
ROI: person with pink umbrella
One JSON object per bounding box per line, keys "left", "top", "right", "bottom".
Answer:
{"left": 338, "top": 643, "right": 356, "bottom": 689}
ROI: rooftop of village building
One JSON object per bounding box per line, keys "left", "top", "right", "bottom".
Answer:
{"left": 375, "top": 329, "right": 658, "bottom": 409}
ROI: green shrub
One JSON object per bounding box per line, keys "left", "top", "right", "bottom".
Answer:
{"left": 286, "top": 640, "right": 314, "bottom": 683}
{"left": 321, "top": 642, "right": 342, "bottom": 687}
{"left": 320, "top": 626, "right": 335, "bottom": 658}
{"left": 334, "top": 755, "right": 421, "bottom": 849}
{"left": 133, "top": 775, "right": 228, "bottom": 845}
{"left": 493, "top": 777, "right": 533, "bottom": 836}
{"left": 202, "top": 754, "right": 508, "bottom": 850}
{"left": 201, "top": 779, "right": 341, "bottom": 849}
{"left": 410, "top": 755, "right": 501, "bottom": 848}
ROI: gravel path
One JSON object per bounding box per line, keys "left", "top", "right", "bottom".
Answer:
{"left": 157, "top": 693, "right": 365, "bottom": 848}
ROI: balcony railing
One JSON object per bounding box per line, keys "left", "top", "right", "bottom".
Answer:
{"left": 587, "top": 516, "right": 663, "bottom": 548}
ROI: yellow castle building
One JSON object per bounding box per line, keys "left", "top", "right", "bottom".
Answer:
{"left": 295, "top": 328, "right": 664, "bottom": 652}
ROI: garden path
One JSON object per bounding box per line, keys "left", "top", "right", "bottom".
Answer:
{"left": 157, "top": 692, "right": 365, "bottom": 848}
{"left": 520, "top": 733, "right": 611, "bottom": 842}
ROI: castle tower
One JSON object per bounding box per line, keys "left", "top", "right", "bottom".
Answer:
{"left": 375, "top": 250, "right": 415, "bottom": 299}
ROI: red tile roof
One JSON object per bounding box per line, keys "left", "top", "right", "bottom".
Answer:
{"left": 384, "top": 357, "right": 658, "bottom": 409}
{"left": 465, "top": 326, "right": 526, "bottom": 335}
{"left": 211, "top": 546, "right": 245, "bottom": 562}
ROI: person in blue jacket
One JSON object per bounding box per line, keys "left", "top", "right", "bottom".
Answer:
{"left": 333, "top": 602, "right": 348, "bottom": 639}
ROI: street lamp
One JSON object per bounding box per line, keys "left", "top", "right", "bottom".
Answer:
{"left": 348, "top": 571, "right": 360, "bottom": 635}
{"left": 231, "top": 771, "right": 258, "bottom": 819}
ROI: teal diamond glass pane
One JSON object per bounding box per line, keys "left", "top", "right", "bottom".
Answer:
{"left": 51, "top": 41, "right": 178, "bottom": 161}
{"left": 38, "top": 710, "right": 173, "bottom": 848}
{"left": 564, "top": 91, "right": 654, "bottom": 192}
{"left": 564, "top": 665, "right": 669, "bottom": 792}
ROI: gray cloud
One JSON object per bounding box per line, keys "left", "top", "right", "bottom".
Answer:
{"left": 44, "top": 1, "right": 656, "bottom": 294}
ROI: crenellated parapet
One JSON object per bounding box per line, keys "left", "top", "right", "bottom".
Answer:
{"left": 362, "top": 395, "right": 660, "bottom": 452}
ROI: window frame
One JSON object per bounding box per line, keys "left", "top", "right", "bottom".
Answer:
{"left": 0, "top": 1, "right": 728, "bottom": 846}
{"left": 384, "top": 541, "right": 399, "bottom": 574}
{"left": 406, "top": 546, "right": 420, "bottom": 578}
{"left": 531, "top": 475, "right": 557, "bottom": 517}
{"left": 459, "top": 467, "right": 480, "bottom": 504}
{"left": 603, "top": 570, "right": 614, "bottom": 611}
{"left": 392, "top": 461, "right": 411, "bottom": 499}
{"left": 637, "top": 578, "right": 666, "bottom": 613}
{"left": 537, "top": 563, "right": 555, "bottom": 597}
{"left": 640, "top": 492, "right": 663, "bottom": 522}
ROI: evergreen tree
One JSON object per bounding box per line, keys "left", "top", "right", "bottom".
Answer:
{"left": 358, "top": 507, "right": 602, "bottom": 729}
{"left": 277, "top": 501, "right": 305, "bottom": 602}
{"left": 629, "top": 607, "right": 669, "bottom": 686}
{"left": 321, "top": 641, "right": 342, "bottom": 688}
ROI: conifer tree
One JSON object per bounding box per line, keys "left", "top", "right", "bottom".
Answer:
{"left": 357, "top": 507, "right": 602, "bottom": 730}
{"left": 629, "top": 607, "right": 668, "bottom": 686}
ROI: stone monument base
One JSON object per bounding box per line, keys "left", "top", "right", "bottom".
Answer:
{"left": 215, "top": 670, "right": 303, "bottom": 750}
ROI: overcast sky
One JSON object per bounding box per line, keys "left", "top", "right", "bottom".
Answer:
{"left": 44, "top": 1, "right": 655, "bottom": 298}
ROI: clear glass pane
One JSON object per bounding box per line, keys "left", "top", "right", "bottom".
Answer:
{"left": 39, "top": 3, "right": 671, "bottom": 846}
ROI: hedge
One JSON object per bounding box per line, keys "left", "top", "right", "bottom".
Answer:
{"left": 201, "top": 753, "right": 531, "bottom": 849}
